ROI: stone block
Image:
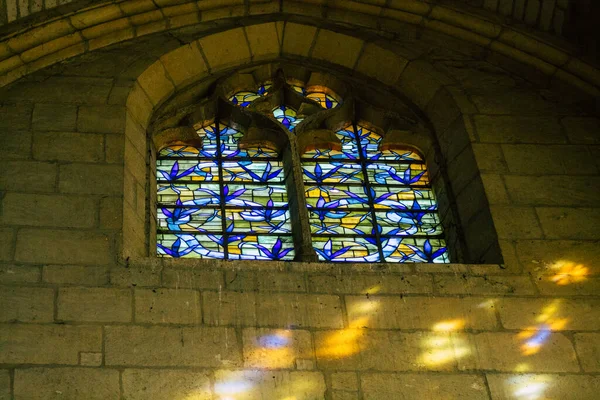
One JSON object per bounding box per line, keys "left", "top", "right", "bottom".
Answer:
{"left": 203, "top": 291, "right": 257, "bottom": 326}
{"left": 502, "top": 144, "right": 597, "bottom": 175}
{"left": 122, "top": 369, "right": 212, "bottom": 400}
{"left": 242, "top": 327, "right": 313, "bottom": 369}
{"left": 0, "top": 370, "right": 8, "bottom": 400}
{"left": 32, "top": 104, "right": 77, "bottom": 131}
{"left": 80, "top": 352, "right": 103, "bottom": 366}
{"left": 126, "top": 83, "right": 154, "bottom": 128}
{"left": 0, "top": 229, "right": 14, "bottom": 262}
{"left": 105, "top": 134, "right": 125, "bottom": 163}
{"left": 135, "top": 288, "right": 200, "bottom": 324}
{"left": 0, "top": 161, "right": 57, "bottom": 193}
{"left": 1, "top": 193, "right": 96, "bottom": 228}
{"left": 59, "top": 163, "right": 123, "bottom": 195}
{"left": 43, "top": 265, "right": 108, "bottom": 285}
{"left": 311, "top": 29, "right": 363, "bottom": 69}
{"left": 356, "top": 43, "right": 408, "bottom": 85}
{"left": 0, "top": 324, "right": 101, "bottom": 364}
{"left": 516, "top": 239, "right": 600, "bottom": 275}
{"left": 197, "top": 28, "right": 251, "bottom": 70}
{"left": 0, "top": 287, "right": 54, "bottom": 322}
{"left": 480, "top": 174, "right": 510, "bottom": 205}
{"left": 331, "top": 372, "right": 358, "bottom": 391}
{"left": 160, "top": 43, "right": 208, "bottom": 89}
{"left": 0, "top": 104, "right": 32, "bottom": 130}
{"left": 0, "top": 129, "right": 31, "bottom": 160}
{"left": 435, "top": 274, "right": 535, "bottom": 295}
{"left": 332, "top": 391, "right": 359, "bottom": 400}
{"left": 105, "top": 325, "right": 241, "bottom": 367}
{"left": 575, "top": 333, "right": 600, "bottom": 372}
{"left": 15, "top": 229, "right": 112, "bottom": 265}
{"left": 33, "top": 131, "right": 104, "bottom": 162}
{"left": 162, "top": 268, "right": 223, "bottom": 289}
{"left": 108, "top": 264, "right": 160, "bottom": 287}
{"left": 77, "top": 105, "right": 125, "bottom": 133}
{"left": 99, "top": 197, "right": 123, "bottom": 229}
{"left": 345, "top": 296, "right": 498, "bottom": 330}
{"left": 562, "top": 117, "right": 600, "bottom": 144}
{"left": 504, "top": 176, "right": 600, "bottom": 206}
{"left": 137, "top": 61, "right": 175, "bottom": 107}
{"left": 362, "top": 373, "right": 488, "bottom": 400}
{"left": 470, "top": 332, "right": 579, "bottom": 372}
{"left": 497, "top": 298, "right": 600, "bottom": 331}
{"left": 225, "top": 271, "right": 306, "bottom": 292}
{"left": 490, "top": 206, "right": 543, "bottom": 240}
{"left": 536, "top": 207, "right": 600, "bottom": 240}
{"left": 308, "top": 274, "right": 432, "bottom": 294}
{"left": 472, "top": 143, "right": 507, "bottom": 172}
{"left": 246, "top": 23, "right": 280, "bottom": 60}
{"left": 487, "top": 374, "right": 600, "bottom": 399}
{"left": 213, "top": 370, "right": 326, "bottom": 399}
{"left": 282, "top": 22, "right": 317, "bottom": 56}
{"left": 58, "top": 288, "right": 132, "bottom": 322}
{"left": 0, "top": 265, "right": 41, "bottom": 283}
{"left": 14, "top": 368, "right": 119, "bottom": 400}
{"left": 256, "top": 293, "right": 344, "bottom": 329}
{"left": 535, "top": 274, "right": 600, "bottom": 296}
{"left": 315, "top": 330, "right": 459, "bottom": 371}
{"left": 474, "top": 116, "right": 566, "bottom": 144}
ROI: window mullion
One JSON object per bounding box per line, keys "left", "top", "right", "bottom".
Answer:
{"left": 215, "top": 121, "right": 228, "bottom": 259}
{"left": 353, "top": 122, "right": 385, "bottom": 263}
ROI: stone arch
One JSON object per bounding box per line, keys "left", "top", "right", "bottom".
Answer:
{"left": 123, "top": 23, "right": 504, "bottom": 265}
{"left": 0, "top": 0, "right": 599, "bottom": 102}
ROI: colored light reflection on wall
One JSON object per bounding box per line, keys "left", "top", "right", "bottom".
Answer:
{"left": 505, "top": 375, "right": 552, "bottom": 400}
{"left": 518, "top": 300, "right": 569, "bottom": 356}
{"left": 418, "top": 318, "right": 470, "bottom": 368}
{"left": 549, "top": 260, "right": 589, "bottom": 285}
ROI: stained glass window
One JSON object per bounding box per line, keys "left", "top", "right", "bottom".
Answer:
{"left": 156, "top": 123, "right": 294, "bottom": 260}
{"left": 302, "top": 125, "right": 449, "bottom": 263}
{"left": 229, "top": 83, "right": 340, "bottom": 132}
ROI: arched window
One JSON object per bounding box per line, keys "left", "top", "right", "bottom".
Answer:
{"left": 302, "top": 125, "right": 448, "bottom": 263}
{"left": 155, "top": 71, "right": 449, "bottom": 263}
{"left": 156, "top": 122, "right": 294, "bottom": 260}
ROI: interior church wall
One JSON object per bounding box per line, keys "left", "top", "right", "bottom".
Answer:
{"left": 1, "top": 1, "right": 599, "bottom": 399}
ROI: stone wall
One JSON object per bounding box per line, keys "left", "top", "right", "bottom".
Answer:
{"left": 0, "top": 4, "right": 599, "bottom": 400}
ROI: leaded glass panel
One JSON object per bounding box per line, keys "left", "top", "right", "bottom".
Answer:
{"left": 157, "top": 123, "right": 294, "bottom": 260}
{"left": 302, "top": 124, "right": 449, "bottom": 263}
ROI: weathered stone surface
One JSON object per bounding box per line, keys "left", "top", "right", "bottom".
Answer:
{"left": 0, "top": 324, "right": 101, "bottom": 365}
{"left": 498, "top": 298, "right": 600, "bottom": 331}
{"left": 243, "top": 328, "right": 314, "bottom": 368}
{"left": 331, "top": 372, "right": 359, "bottom": 391}
{"left": 345, "top": 296, "right": 498, "bottom": 330}
{"left": 162, "top": 268, "right": 223, "bottom": 289}
{"left": 504, "top": 176, "right": 600, "bottom": 206}
{"left": 474, "top": 116, "right": 566, "bottom": 144}
{"left": 213, "top": 370, "right": 326, "bottom": 399}
{"left": 105, "top": 325, "right": 241, "bottom": 367}
{"left": 14, "top": 368, "right": 119, "bottom": 400}
{"left": 122, "top": 369, "right": 211, "bottom": 400}
{"left": 0, "top": 369, "right": 8, "bottom": 400}
{"left": 282, "top": 22, "right": 317, "bottom": 56}
{"left": 575, "top": 333, "right": 600, "bottom": 372}
{"left": 308, "top": 274, "right": 432, "bottom": 294}
{"left": 516, "top": 240, "right": 600, "bottom": 275}
{"left": 0, "top": 161, "right": 57, "bottom": 193}
{"left": 135, "top": 288, "right": 201, "bottom": 324}
{"left": 58, "top": 287, "right": 132, "bottom": 322}
{"left": 59, "top": 164, "right": 123, "bottom": 195}
{"left": 32, "top": 104, "right": 77, "bottom": 131}
{"left": 362, "top": 373, "right": 489, "bottom": 400}
{"left": 15, "top": 229, "right": 112, "bottom": 265}
{"left": 1, "top": 193, "right": 96, "bottom": 228}
{"left": 536, "top": 207, "right": 600, "bottom": 239}
{"left": 33, "top": 131, "right": 104, "bottom": 162}
{"left": 77, "top": 105, "right": 125, "bottom": 133}
{"left": 487, "top": 374, "right": 600, "bottom": 399}
{"left": 0, "top": 265, "right": 41, "bottom": 283}
{"left": 0, "top": 287, "right": 54, "bottom": 322}
{"left": 312, "top": 29, "right": 363, "bottom": 68}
